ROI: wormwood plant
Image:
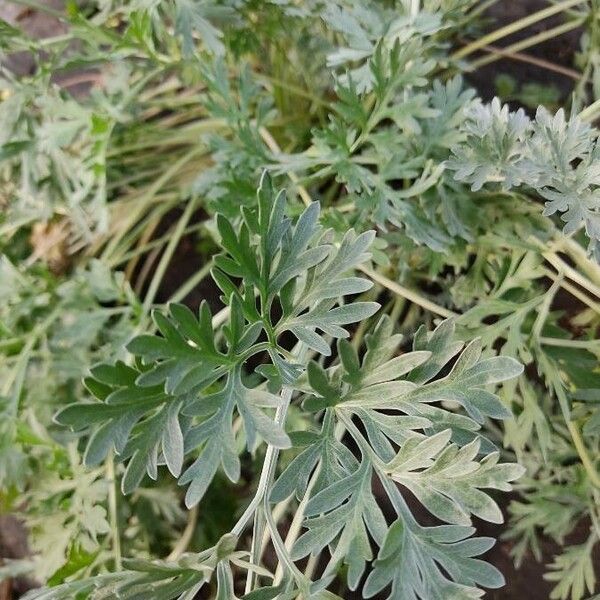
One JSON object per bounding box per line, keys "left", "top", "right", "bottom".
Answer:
{"left": 449, "top": 99, "right": 600, "bottom": 256}
{"left": 2, "top": 1, "right": 600, "bottom": 598}
{"left": 25, "top": 174, "right": 524, "bottom": 599}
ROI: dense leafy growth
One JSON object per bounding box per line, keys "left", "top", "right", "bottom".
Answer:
{"left": 26, "top": 178, "right": 523, "bottom": 599}
{"left": 449, "top": 99, "right": 600, "bottom": 256}
{"left": 1, "top": 0, "right": 600, "bottom": 599}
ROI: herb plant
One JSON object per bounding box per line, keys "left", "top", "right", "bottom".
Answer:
{"left": 1, "top": 1, "right": 600, "bottom": 599}
{"left": 23, "top": 173, "right": 525, "bottom": 599}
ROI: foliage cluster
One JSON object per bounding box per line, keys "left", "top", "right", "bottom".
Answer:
{"left": 1, "top": 1, "right": 600, "bottom": 599}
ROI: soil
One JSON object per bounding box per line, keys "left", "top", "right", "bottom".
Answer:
{"left": 0, "top": 1, "right": 597, "bottom": 599}
{"left": 465, "top": 0, "right": 584, "bottom": 106}
{"left": 0, "top": 516, "right": 34, "bottom": 598}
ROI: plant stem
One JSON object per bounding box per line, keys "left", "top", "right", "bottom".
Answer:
{"left": 3, "top": 306, "right": 62, "bottom": 409}
{"left": 567, "top": 421, "right": 600, "bottom": 488}
{"left": 273, "top": 418, "right": 347, "bottom": 585}
{"left": 533, "top": 289, "right": 600, "bottom": 489}
{"left": 126, "top": 213, "right": 164, "bottom": 281}
{"left": 231, "top": 384, "right": 293, "bottom": 590}
{"left": 263, "top": 492, "right": 309, "bottom": 592}
{"left": 474, "top": 46, "right": 580, "bottom": 80}
{"left": 540, "top": 336, "right": 600, "bottom": 348}
{"left": 167, "top": 505, "right": 199, "bottom": 561}
{"left": 467, "top": 0, "right": 502, "bottom": 19}
{"left": 542, "top": 268, "right": 600, "bottom": 314}
{"left": 272, "top": 482, "right": 317, "bottom": 585}
{"left": 358, "top": 265, "right": 457, "bottom": 318}
{"left": 100, "top": 147, "right": 204, "bottom": 263}
{"left": 106, "top": 453, "right": 122, "bottom": 571}
{"left": 234, "top": 342, "right": 307, "bottom": 592}
{"left": 134, "top": 244, "right": 163, "bottom": 297}
{"left": 168, "top": 262, "right": 213, "bottom": 304}
{"left": 579, "top": 97, "right": 600, "bottom": 121}
{"left": 258, "top": 127, "right": 312, "bottom": 207}
{"left": 257, "top": 74, "right": 331, "bottom": 108}
{"left": 561, "top": 237, "right": 600, "bottom": 286}
{"left": 244, "top": 507, "right": 266, "bottom": 593}
{"left": 543, "top": 251, "right": 600, "bottom": 300}
{"left": 468, "top": 19, "right": 584, "bottom": 70}
{"left": 532, "top": 277, "right": 561, "bottom": 341}
{"left": 109, "top": 222, "right": 205, "bottom": 267}
{"left": 103, "top": 199, "right": 177, "bottom": 266}
{"left": 453, "top": 0, "right": 585, "bottom": 60}
{"left": 139, "top": 196, "right": 199, "bottom": 325}
{"left": 231, "top": 391, "right": 293, "bottom": 539}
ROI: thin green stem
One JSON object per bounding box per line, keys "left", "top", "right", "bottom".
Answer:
{"left": 258, "top": 127, "right": 312, "bottom": 207}
{"left": 167, "top": 505, "right": 199, "bottom": 561}
{"left": 3, "top": 306, "right": 62, "bottom": 408}
{"left": 475, "top": 46, "right": 581, "bottom": 80}
{"left": 543, "top": 250, "right": 600, "bottom": 300}
{"left": 257, "top": 74, "right": 331, "bottom": 108}
{"left": 540, "top": 336, "right": 600, "bottom": 348}
{"left": 559, "top": 237, "right": 600, "bottom": 287}
{"left": 567, "top": 421, "right": 600, "bottom": 488}
{"left": 453, "top": 0, "right": 585, "bottom": 60}
{"left": 109, "top": 223, "right": 205, "bottom": 268}
{"left": 531, "top": 277, "right": 561, "bottom": 341}
{"left": 168, "top": 262, "right": 213, "bottom": 304}
{"left": 468, "top": 0, "right": 502, "bottom": 19}
{"left": 263, "top": 492, "right": 309, "bottom": 592}
{"left": 468, "top": 19, "right": 584, "bottom": 70}
{"left": 358, "top": 265, "right": 457, "bottom": 319}
{"left": 231, "top": 387, "right": 294, "bottom": 538}
{"left": 541, "top": 268, "right": 600, "bottom": 314}
{"left": 579, "top": 97, "right": 600, "bottom": 121}
{"left": 273, "top": 417, "right": 346, "bottom": 585}
{"left": 101, "top": 147, "right": 204, "bottom": 263}
{"left": 37, "top": 33, "right": 73, "bottom": 46}
{"left": 234, "top": 343, "right": 307, "bottom": 592}
{"left": 106, "top": 454, "right": 122, "bottom": 570}
{"left": 139, "top": 196, "right": 199, "bottom": 325}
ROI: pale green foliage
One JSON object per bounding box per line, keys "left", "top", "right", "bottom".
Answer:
{"left": 545, "top": 541, "right": 597, "bottom": 600}
{"left": 388, "top": 431, "right": 521, "bottom": 525}
{"left": 25, "top": 447, "right": 110, "bottom": 580}
{"left": 273, "top": 315, "right": 523, "bottom": 596}
{"left": 24, "top": 533, "right": 244, "bottom": 600}
{"left": 2, "top": 0, "right": 600, "bottom": 598}
{"left": 56, "top": 173, "right": 378, "bottom": 511}
{"left": 448, "top": 98, "right": 532, "bottom": 191}
{"left": 33, "top": 176, "right": 524, "bottom": 599}
{"left": 449, "top": 98, "right": 600, "bottom": 254}
{"left": 0, "top": 257, "right": 139, "bottom": 580}
{"left": 273, "top": 43, "right": 476, "bottom": 251}
{"left": 0, "top": 79, "right": 115, "bottom": 240}
{"left": 364, "top": 520, "right": 502, "bottom": 599}
{"left": 322, "top": 2, "right": 442, "bottom": 92}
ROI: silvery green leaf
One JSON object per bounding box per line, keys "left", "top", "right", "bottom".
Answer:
{"left": 449, "top": 99, "right": 600, "bottom": 248}
{"left": 544, "top": 541, "right": 597, "bottom": 600}
{"left": 271, "top": 413, "right": 356, "bottom": 504}
{"left": 364, "top": 519, "right": 504, "bottom": 599}
{"left": 181, "top": 368, "right": 289, "bottom": 507}
{"left": 408, "top": 338, "right": 522, "bottom": 423}
{"left": 388, "top": 434, "right": 525, "bottom": 525}
{"left": 22, "top": 543, "right": 236, "bottom": 600}
{"left": 292, "top": 460, "right": 387, "bottom": 591}
{"left": 213, "top": 173, "right": 377, "bottom": 371}
{"left": 174, "top": 0, "right": 232, "bottom": 57}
